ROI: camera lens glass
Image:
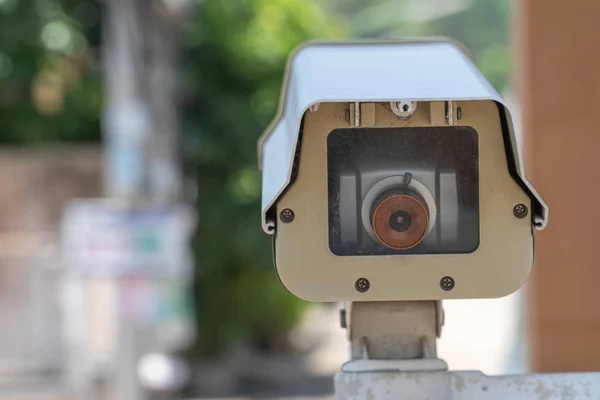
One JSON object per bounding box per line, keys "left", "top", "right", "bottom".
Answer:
{"left": 327, "top": 126, "right": 479, "bottom": 256}
{"left": 389, "top": 210, "right": 412, "bottom": 232}
{"left": 372, "top": 194, "right": 429, "bottom": 250}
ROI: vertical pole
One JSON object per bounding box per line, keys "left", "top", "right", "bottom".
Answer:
{"left": 102, "top": 0, "right": 190, "bottom": 398}
{"left": 518, "top": 0, "right": 600, "bottom": 372}
{"left": 102, "top": 0, "right": 147, "bottom": 397}
{"left": 103, "top": 0, "right": 148, "bottom": 200}
{"left": 103, "top": 0, "right": 183, "bottom": 201}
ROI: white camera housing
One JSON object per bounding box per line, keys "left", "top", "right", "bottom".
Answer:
{"left": 258, "top": 40, "right": 547, "bottom": 302}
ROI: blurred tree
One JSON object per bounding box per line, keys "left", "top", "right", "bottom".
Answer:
{"left": 324, "top": 0, "right": 512, "bottom": 92}
{"left": 182, "top": 0, "right": 345, "bottom": 356}
{"left": 0, "top": 0, "right": 102, "bottom": 144}
{"left": 428, "top": 0, "right": 511, "bottom": 91}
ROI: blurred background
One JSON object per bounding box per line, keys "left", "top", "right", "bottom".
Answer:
{"left": 0, "top": 0, "right": 595, "bottom": 399}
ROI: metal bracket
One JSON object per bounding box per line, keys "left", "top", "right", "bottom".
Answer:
{"left": 345, "top": 301, "right": 443, "bottom": 363}
{"left": 337, "top": 301, "right": 600, "bottom": 400}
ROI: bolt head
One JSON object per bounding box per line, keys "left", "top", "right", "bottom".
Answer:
{"left": 440, "top": 276, "right": 455, "bottom": 291}
{"left": 355, "top": 278, "right": 370, "bottom": 293}
{"left": 513, "top": 204, "right": 529, "bottom": 219}
{"left": 280, "top": 208, "right": 295, "bottom": 223}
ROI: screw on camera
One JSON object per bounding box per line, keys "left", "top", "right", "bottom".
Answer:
{"left": 513, "top": 204, "right": 528, "bottom": 219}
{"left": 440, "top": 276, "right": 455, "bottom": 291}
{"left": 280, "top": 208, "right": 295, "bottom": 223}
{"left": 355, "top": 278, "right": 370, "bottom": 293}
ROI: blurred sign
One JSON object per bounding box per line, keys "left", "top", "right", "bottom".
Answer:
{"left": 62, "top": 200, "right": 195, "bottom": 277}
{"left": 120, "top": 277, "right": 196, "bottom": 349}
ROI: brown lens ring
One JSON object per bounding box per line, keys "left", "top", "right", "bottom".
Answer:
{"left": 371, "top": 194, "right": 430, "bottom": 250}
{"left": 360, "top": 176, "right": 437, "bottom": 245}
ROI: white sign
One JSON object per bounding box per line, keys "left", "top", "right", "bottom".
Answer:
{"left": 62, "top": 200, "right": 195, "bottom": 277}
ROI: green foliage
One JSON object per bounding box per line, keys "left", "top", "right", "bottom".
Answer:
{"left": 0, "top": 0, "right": 102, "bottom": 144}
{"left": 427, "top": 0, "right": 512, "bottom": 91}
{"left": 323, "top": 0, "right": 512, "bottom": 92}
{"left": 183, "top": 0, "right": 345, "bottom": 355}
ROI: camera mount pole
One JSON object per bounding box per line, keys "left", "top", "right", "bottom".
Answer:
{"left": 335, "top": 301, "right": 600, "bottom": 400}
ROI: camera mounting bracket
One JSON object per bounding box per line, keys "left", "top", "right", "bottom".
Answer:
{"left": 335, "top": 301, "right": 600, "bottom": 400}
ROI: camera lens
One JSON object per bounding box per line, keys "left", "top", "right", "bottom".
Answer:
{"left": 389, "top": 210, "right": 412, "bottom": 232}
{"left": 371, "top": 194, "right": 429, "bottom": 250}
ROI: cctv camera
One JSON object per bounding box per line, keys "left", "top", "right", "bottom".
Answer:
{"left": 257, "top": 40, "right": 547, "bottom": 302}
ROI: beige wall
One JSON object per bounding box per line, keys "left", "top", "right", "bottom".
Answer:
{"left": 0, "top": 147, "right": 101, "bottom": 374}
{"left": 519, "top": 1, "right": 600, "bottom": 371}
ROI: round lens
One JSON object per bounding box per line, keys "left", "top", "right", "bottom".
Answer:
{"left": 389, "top": 210, "right": 412, "bottom": 232}
{"left": 371, "top": 194, "right": 429, "bottom": 250}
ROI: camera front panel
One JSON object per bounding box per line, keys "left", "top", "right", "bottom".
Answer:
{"left": 273, "top": 101, "right": 533, "bottom": 302}
{"left": 327, "top": 127, "right": 479, "bottom": 256}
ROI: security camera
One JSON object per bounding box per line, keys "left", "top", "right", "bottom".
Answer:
{"left": 257, "top": 40, "right": 547, "bottom": 302}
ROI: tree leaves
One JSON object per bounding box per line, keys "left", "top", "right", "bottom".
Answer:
{"left": 0, "top": 0, "right": 101, "bottom": 144}
{"left": 185, "top": 0, "right": 347, "bottom": 356}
